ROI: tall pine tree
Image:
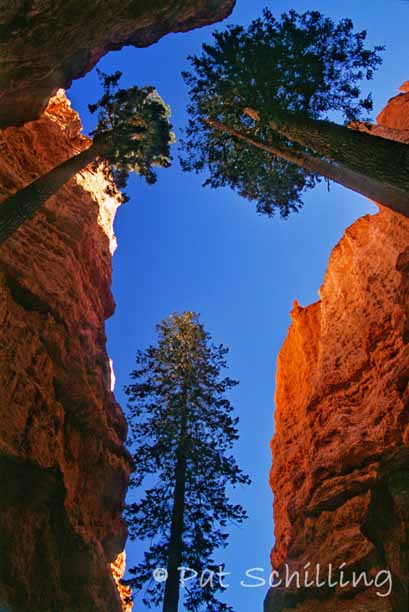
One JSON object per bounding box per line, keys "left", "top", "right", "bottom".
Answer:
{"left": 181, "top": 9, "right": 409, "bottom": 217}
{"left": 0, "top": 70, "right": 174, "bottom": 245}
{"left": 124, "top": 312, "right": 250, "bottom": 612}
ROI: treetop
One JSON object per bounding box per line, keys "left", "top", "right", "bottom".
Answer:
{"left": 89, "top": 69, "right": 175, "bottom": 201}
{"left": 181, "top": 8, "right": 384, "bottom": 217}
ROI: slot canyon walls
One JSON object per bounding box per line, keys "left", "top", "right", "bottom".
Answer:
{"left": 265, "top": 85, "right": 409, "bottom": 612}
{"left": 0, "top": 89, "right": 131, "bottom": 612}
{"left": 0, "top": 0, "right": 235, "bottom": 128}
{"left": 0, "top": 89, "right": 129, "bottom": 611}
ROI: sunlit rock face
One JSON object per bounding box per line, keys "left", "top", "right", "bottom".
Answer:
{"left": 0, "top": 0, "right": 235, "bottom": 128}
{"left": 266, "top": 86, "right": 409, "bottom": 612}
{"left": 0, "top": 91, "right": 131, "bottom": 611}
{"left": 111, "top": 552, "right": 133, "bottom": 612}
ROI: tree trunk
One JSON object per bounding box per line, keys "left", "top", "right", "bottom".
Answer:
{"left": 244, "top": 106, "right": 409, "bottom": 194}
{"left": 0, "top": 141, "right": 101, "bottom": 246}
{"left": 163, "top": 410, "right": 188, "bottom": 612}
{"left": 207, "top": 118, "right": 409, "bottom": 217}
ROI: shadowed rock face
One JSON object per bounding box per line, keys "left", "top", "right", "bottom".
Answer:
{"left": 0, "top": 91, "right": 131, "bottom": 611}
{"left": 0, "top": 0, "right": 235, "bottom": 129}
{"left": 265, "top": 88, "right": 409, "bottom": 612}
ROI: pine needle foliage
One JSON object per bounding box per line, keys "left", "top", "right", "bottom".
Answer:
{"left": 124, "top": 312, "right": 250, "bottom": 611}
{"left": 181, "top": 9, "right": 384, "bottom": 217}
{"left": 89, "top": 69, "right": 175, "bottom": 201}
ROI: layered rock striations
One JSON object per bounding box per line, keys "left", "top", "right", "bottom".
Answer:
{"left": 0, "top": 91, "right": 130, "bottom": 611}
{"left": 266, "top": 88, "right": 409, "bottom": 612}
{"left": 0, "top": 0, "right": 235, "bottom": 129}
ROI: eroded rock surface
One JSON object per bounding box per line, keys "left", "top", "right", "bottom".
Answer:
{"left": 266, "top": 87, "right": 409, "bottom": 612}
{"left": 0, "top": 0, "right": 235, "bottom": 128}
{"left": 111, "top": 552, "right": 133, "bottom": 612}
{"left": 0, "top": 92, "right": 130, "bottom": 612}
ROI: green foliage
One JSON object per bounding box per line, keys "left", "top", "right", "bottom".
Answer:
{"left": 89, "top": 70, "right": 174, "bottom": 201}
{"left": 124, "top": 312, "right": 250, "bottom": 611}
{"left": 181, "top": 9, "right": 384, "bottom": 217}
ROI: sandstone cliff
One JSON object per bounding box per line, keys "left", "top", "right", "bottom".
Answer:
{"left": 265, "top": 89, "right": 409, "bottom": 612}
{"left": 111, "top": 552, "right": 132, "bottom": 612}
{"left": 0, "top": 0, "right": 235, "bottom": 128}
{"left": 0, "top": 91, "right": 131, "bottom": 612}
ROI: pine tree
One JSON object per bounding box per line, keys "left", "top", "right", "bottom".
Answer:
{"left": 0, "top": 70, "right": 174, "bottom": 245}
{"left": 181, "top": 9, "right": 409, "bottom": 217}
{"left": 124, "top": 312, "right": 250, "bottom": 612}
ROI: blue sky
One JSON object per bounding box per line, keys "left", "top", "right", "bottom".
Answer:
{"left": 69, "top": 1, "right": 409, "bottom": 609}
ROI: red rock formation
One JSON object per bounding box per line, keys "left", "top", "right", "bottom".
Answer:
{"left": 377, "top": 89, "right": 409, "bottom": 131}
{"left": 0, "top": 92, "right": 131, "bottom": 611}
{"left": 266, "top": 87, "right": 409, "bottom": 612}
{"left": 0, "top": 0, "right": 235, "bottom": 128}
{"left": 111, "top": 552, "right": 133, "bottom": 612}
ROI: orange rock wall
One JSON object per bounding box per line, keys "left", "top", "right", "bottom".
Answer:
{"left": 0, "top": 92, "right": 131, "bottom": 612}
{"left": 266, "top": 89, "right": 409, "bottom": 612}
{"left": 111, "top": 553, "right": 133, "bottom": 612}
{"left": 0, "top": 0, "right": 235, "bottom": 128}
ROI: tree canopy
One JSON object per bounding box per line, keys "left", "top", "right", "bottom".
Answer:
{"left": 0, "top": 70, "right": 175, "bottom": 245}
{"left": 181, "top": 9, "right": 384, "bottom": 217}
{"left": 89, "top": 69, "right": 175, "bottom": 201}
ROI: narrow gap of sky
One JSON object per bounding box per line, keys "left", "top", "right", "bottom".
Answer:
{"left": 68, "top": 1, "right": 408, "bottom": 609}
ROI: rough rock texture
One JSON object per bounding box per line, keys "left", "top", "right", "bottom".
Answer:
{"left": 0, "top": 0, "right": 235, "bottom": 129}
{"left": 111, "top": 553, "right": 133, "bottom": 612}
{"left": 377, "top": 90, "right": 409, "bottom": 133}
{"left": 0, "top": 92, "right": 131, "bottom": 612}
{"left": 266, "top": 87, "right": 409, "bottom": 612}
